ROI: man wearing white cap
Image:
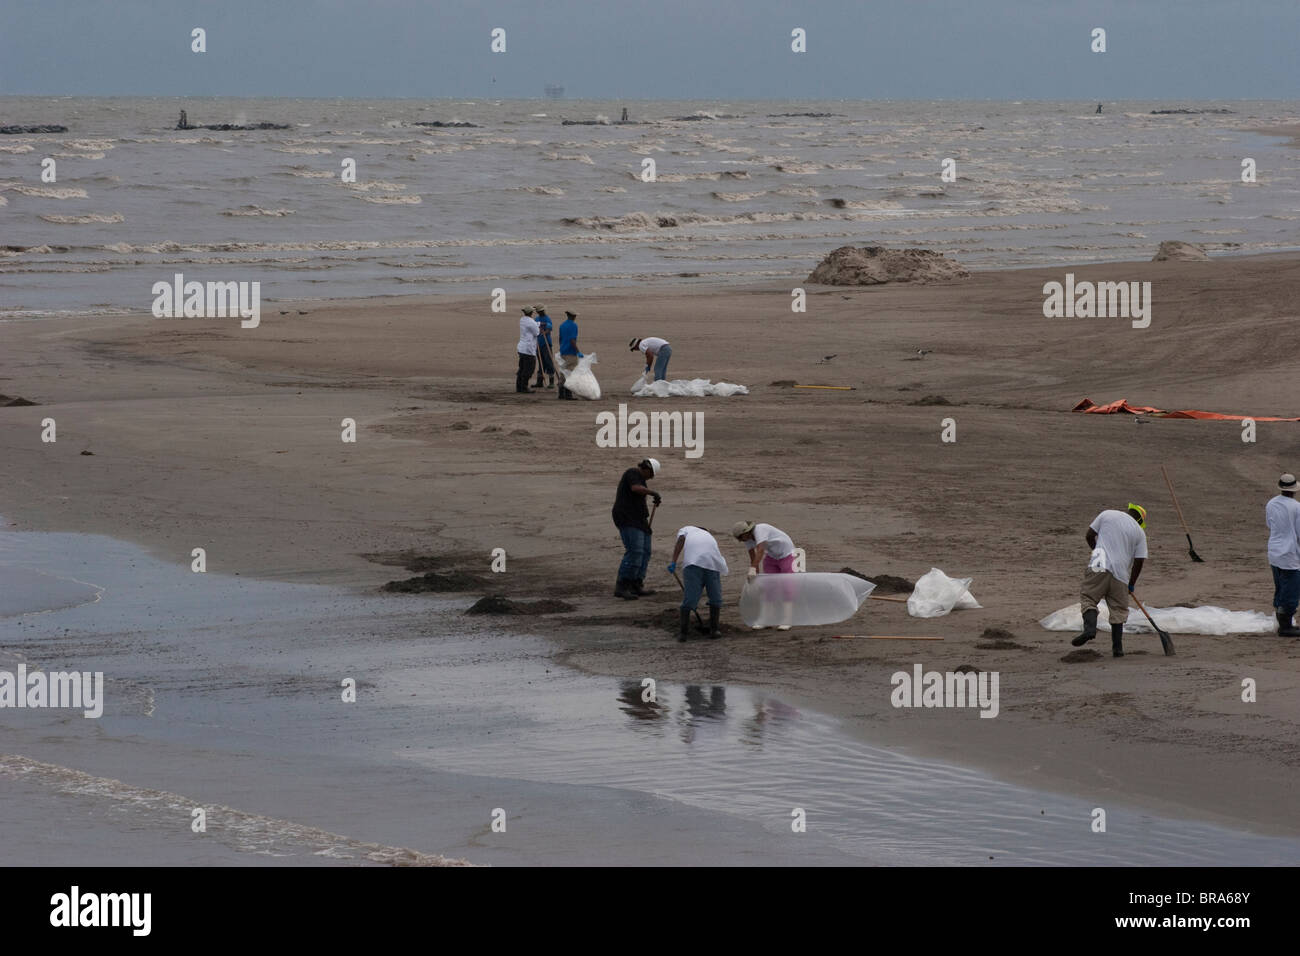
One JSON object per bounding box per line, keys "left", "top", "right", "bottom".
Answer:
{"left": 515, "top": 307, "right": 540, "bottom": 394}
{"left": 1265, "top": 472, "right": 1300, "bottom": 637}
{"left": 668, "top": 526, "right": 728, "bottom": 641}
{"left": 612, "top": 458, "right": 662, "bottom": 600}
{"left": 629, "top": 336, "right": 671, "bottom": 382}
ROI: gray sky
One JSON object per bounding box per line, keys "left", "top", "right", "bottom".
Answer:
{"left": 3, "top": 0, "right": 1297, "bottom": 99}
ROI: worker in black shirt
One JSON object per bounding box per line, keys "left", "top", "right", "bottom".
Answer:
{"left": 612, "top": 458, "right": 662, "bottom": 599}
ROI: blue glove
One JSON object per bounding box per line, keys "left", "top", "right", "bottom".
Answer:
{"left": 1127, "top": 583, "right": 1134, "bottom": 593}
{"left": 667, "top": 562, "right": 677, "bottom": 574}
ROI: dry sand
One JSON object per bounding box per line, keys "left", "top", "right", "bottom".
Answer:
{"left": 3, "top": 251, "right": 1300, "bottom": 839}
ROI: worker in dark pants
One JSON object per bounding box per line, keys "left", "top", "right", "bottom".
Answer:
{"left": 516, "top": 307, "right": 540, "bottom": 393}
{"left": 1266, "top": 472, "right": 1300, "bottom": 637}
{"left": 668, "top": 525, "right": 728, "bottom": 641}
{"left": 612, "top": 458, "right": 661, "bottom": 600}
{"left": 533, "top": 305, "right": 556, "bottom": 389}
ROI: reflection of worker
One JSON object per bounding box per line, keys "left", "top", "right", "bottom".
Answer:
{"left": 732, "top": 520, "right": 798, "bottom": 630}
{"left": 1071, "top": 504, "right": 1148, "bottom": 658}
{"left": 629, "top": 336, "right": 671, "bottom": 381}
{"left": 668, "top": 525, "right": 727, "bottom": 641}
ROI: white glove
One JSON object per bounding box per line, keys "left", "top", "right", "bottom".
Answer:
{"left": 746, "top": 567, "right": 757, "bottom": 581}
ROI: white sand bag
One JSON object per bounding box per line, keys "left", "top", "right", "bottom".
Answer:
{"left": 632, "top": 378, "right": 749, "bottom": 398}
{"left": 560, "top": 352, "right": 601, "bottom": 400}
{"left": 1039, "top": 601, "right": 1274, "bottom": 635}
{"left": 907, "top": 567, "right": 981, "bottom": 618}
{"left": 739, "top": 572, "right": 876, "bottom": 628}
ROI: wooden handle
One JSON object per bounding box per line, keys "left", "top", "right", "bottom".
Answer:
{"left": 1160, "top": 464, "right": 1193, "bottom": 535}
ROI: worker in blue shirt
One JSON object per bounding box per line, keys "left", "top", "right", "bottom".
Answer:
{"left": 557, "top": 310, "right": 582, "bottom": 400}
{"left": 533, "top": 305, "right": 556, "bottom": 389}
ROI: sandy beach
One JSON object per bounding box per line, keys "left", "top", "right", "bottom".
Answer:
{"left": 4, "top": 250, "right": 1300, "bottom": 849}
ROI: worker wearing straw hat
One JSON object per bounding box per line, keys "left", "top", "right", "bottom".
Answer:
{"left": 732, "top": 520, "right": 798, "bottom": 631}
{"left": 1266, "top": 472, "right": 1300, "bottom": 637}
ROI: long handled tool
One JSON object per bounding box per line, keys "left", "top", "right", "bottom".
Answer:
{"left": 832, "top": 635, "right": 944, "bottom": 641}
{"left": 868, "top": 594, "right": 909, "bottom": 603}
{"left": 1160, "top": 464, "right": 1204, "bottom": 562}
{"left": 1130, "top": 592, "right": 1176, "bottom": 656}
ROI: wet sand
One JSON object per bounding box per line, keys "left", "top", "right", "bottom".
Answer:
{"left": 3, "top": 251, "right": 1300, "bottom": 848}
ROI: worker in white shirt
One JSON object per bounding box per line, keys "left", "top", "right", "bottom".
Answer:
{"left": 667, "top": 526, "right": 728, "bottom": 642}
{"left": 1265, "top": 472, "right": 1300, "bottom": 637}
{"left": 732, "top": 521, "right": 798, "bottom": 631}
{"left": 516, "top": 307, "right": 540, "bottom": 393}
{"left": 1071, "top": 503, "right": 1148, "bottom": 658}
{"left": 629, "top": 336, "right": 671, "bottom": 381}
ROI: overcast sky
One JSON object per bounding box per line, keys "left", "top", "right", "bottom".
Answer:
{"left": 3, "top": 0, "right": 1297, "bottom": 100}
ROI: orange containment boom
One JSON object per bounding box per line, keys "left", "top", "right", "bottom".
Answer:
{"left": 1072, "top": 398, "right": 1300, "bottom": 422}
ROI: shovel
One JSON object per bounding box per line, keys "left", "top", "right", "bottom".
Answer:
{"left": 1129, "top": 592, "right": 1176, "bottom": 656}
{"left": 1160, "top": 464, "right": 1204, "bottom": 562}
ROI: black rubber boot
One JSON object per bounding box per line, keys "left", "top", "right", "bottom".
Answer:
{"left": 615, "top": 577, "right": 639, "bottom": 600}
{"left": 633, "top": 578, "right": 656, "bottom": 596}
{"left": 708, "top": 606, "right": 721, "bottom": 639}
{"left": 1072, "top": 608, "right": 1099, "bottom": 646}
{"left": 1111, "top": 623, "right": 1124, "bottom": 658}
{"left": 678, "top": 608, "right": 691, "bottom": 642}
{"left": 1277, "top": 610, "right": 1300, "bottom": 637}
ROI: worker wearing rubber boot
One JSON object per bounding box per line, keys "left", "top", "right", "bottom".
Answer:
{"left": 668, "top": 526, "right": 728, "bottom": 641}
{"left": 1265, "top": 473, "right": 1300, "bottom": 637}
{"left": 1072, "top": 504, "right": 1148, "bottom": 657}
{"left": 611, "top": 458, "right": 661, "bottom": 600}
{"left": 732, "top": 520, "right": 798, "bottom": 630}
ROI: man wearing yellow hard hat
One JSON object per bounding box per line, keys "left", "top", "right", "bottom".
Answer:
{"left": 1071, "top": 503, "right": 1148, "bottom": 658}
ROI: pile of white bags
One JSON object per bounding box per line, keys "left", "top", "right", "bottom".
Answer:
{"left": 1040, "top": 602, "right": 1274, "bottom": 635}
{"left": 631, "top": 376, "right": 748, "bottom": 398}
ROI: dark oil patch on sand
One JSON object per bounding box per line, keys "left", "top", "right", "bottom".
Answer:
{"left": 976, "top": 626, "right": 1032, "bottom": 650}
{"left": 1060, "top": 649, "right": 1103, "bottom": 663}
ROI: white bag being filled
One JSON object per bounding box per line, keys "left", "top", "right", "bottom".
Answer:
{"left": 739, "top": 572, "right": 876, "bottom": 628}
{"left": 907, "top": 567, "right": 981, "bottom": 618}
{"left": 559, "top": 352, "right": 600, "bottom": 400}
{"left": 1039, "top": 601, "right": 1274, "bottom": 636}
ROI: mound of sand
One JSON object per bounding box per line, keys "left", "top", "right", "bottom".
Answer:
{"left": 1152, "top": 240, "right": 1209, "bottom": 262}
{"left": 839, "top": 567, "right": 914, "bottom": 593}
{"left": 807, "top": 246, "right": 969, "bottom": 286}
{"left": 464, "top": 596, "right": 575, "bottom": 615}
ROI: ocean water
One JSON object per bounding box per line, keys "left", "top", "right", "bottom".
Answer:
{"left": 1, "top": 97, "right": 1298, "bottom": 315}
